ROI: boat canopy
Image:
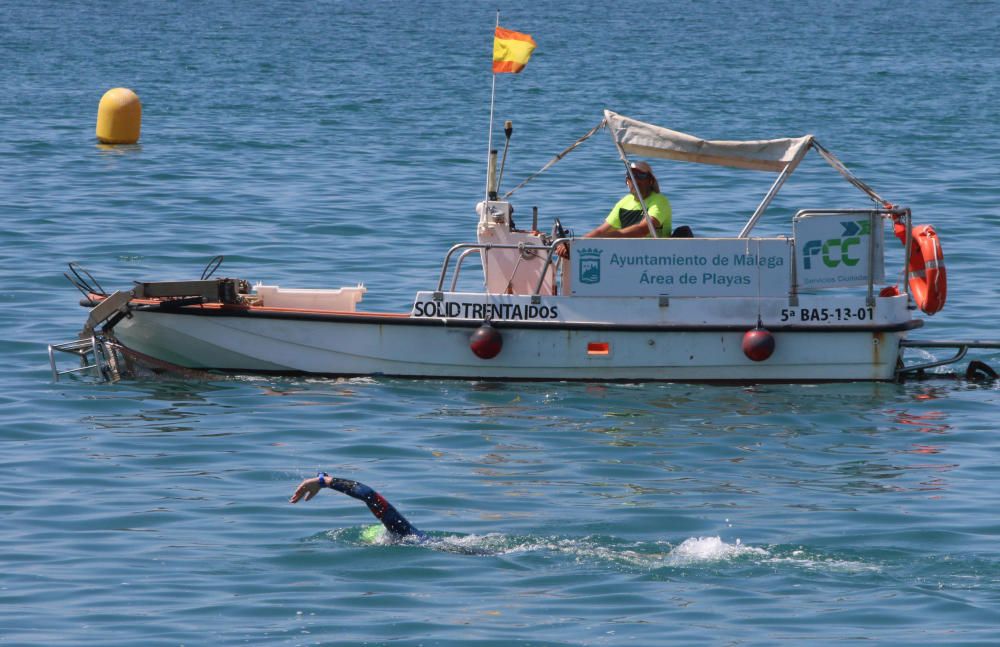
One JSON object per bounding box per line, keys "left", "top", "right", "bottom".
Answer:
{"left": 503, "top": 110, "right": 886, "bottom": 212}
{"left": 604, "top": 110, "right": 813, "bottom": 173}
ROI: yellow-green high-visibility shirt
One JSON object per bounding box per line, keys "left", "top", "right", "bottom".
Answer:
{"left": 605, "top": 192, "right": 672, "bottom": 238}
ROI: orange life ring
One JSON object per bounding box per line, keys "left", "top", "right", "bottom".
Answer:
{"left": 894, "top": 222, "right": 946, "bottom": 314}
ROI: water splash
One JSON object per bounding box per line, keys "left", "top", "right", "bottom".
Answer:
{"left": 332, "top": 526, "right": 881, "bottom": 576}
{"left": 662, "top": 535, "right": 768, "bottom": 566}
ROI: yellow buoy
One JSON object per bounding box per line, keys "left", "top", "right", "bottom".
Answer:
{"left": 96, "top": 88, "right": 142, "bottom": 144}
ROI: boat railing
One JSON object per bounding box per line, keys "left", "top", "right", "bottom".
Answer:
{"left": 532, "top": 238, "right": 571, "bottom": 299}
{"left": 448, "top": 248, "right": 481, "bottom": 292}
{"left": 440, "top": 207, "right": 911, "bottom": 302}
{"left": 436, "top": 240, "right": 568, "bottom": 296}
{"left": 790, "top": 206, "right": 909, "bottom": 306}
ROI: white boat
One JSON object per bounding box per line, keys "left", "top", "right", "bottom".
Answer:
{"left": 53, "top": 110, "right": 996, "bottom": 383}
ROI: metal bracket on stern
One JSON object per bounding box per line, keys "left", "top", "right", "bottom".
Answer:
{"left": 80, "top": 290, "right": 134, "bottom": 338}
{"left": 52, "top": 260, "right": 251, "bottom": 381}
{"left": 897, "top": 339, "right": 1000, "bottom": 379}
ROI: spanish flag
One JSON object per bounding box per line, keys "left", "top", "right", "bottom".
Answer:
{"left": 493, "top": 26, "right": 536, "bottom": 74}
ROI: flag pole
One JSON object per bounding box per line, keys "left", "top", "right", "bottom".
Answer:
{"left": 486, "top": 10, "right": 499, "bottom": 202}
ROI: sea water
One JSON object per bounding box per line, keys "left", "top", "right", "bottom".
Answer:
{"left": 2, "top": 1, "right": 1000, "bottom": 644}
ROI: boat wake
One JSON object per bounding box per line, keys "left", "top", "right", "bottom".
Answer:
{"left": 318, "top": 527, "right": 879, "bottom": 575}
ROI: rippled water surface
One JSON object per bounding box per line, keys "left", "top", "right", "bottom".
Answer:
{"left": 3, "top": 1, "right": 1000, "bottom": 645}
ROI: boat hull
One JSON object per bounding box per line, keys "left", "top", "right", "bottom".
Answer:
{"left": 111, "top": 307, "right": 912, "bottom": 382}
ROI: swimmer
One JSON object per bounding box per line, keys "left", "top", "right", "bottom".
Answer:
{"left": 289, "top": 473, "right": 423, "bottom": 539}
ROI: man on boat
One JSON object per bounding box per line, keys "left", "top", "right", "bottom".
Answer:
{"left": 557, "top": 160, "right": 673, "bottom": 258}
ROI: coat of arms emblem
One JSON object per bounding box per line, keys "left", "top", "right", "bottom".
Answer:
{"left": 577, "top": 248, "right": 602, "bottom": 285}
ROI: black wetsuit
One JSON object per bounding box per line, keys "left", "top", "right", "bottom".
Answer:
{"left": 326, "top": 477, "right": 423, "bottom": 539}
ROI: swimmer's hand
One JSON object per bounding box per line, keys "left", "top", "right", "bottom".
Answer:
{"left": 289, "top": 476, "right": 322, "bottom": 503}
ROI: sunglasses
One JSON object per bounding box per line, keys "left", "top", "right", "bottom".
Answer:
{"left": 627, "top": 171, "right": 651, "bottom": 180}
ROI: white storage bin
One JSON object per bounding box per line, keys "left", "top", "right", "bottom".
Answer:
{"left": 253, "top": 284, "right": 366, "bottom": 312}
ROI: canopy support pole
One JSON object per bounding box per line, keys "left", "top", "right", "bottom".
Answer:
{"left": 611, "top": 138, "right": 658, "bottom": 238}
{"left": 738, "top": 139, "right": 812, "bottom": 238}
{"left": 738, "top": 163, "right": 794, "bottom": 238}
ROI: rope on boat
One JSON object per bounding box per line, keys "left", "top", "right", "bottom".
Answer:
{"left": 502, "top": 119, "right": 607, "bottom": 199}
{"left": 811, "top": 140, "right": 887, "bottom": 205}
